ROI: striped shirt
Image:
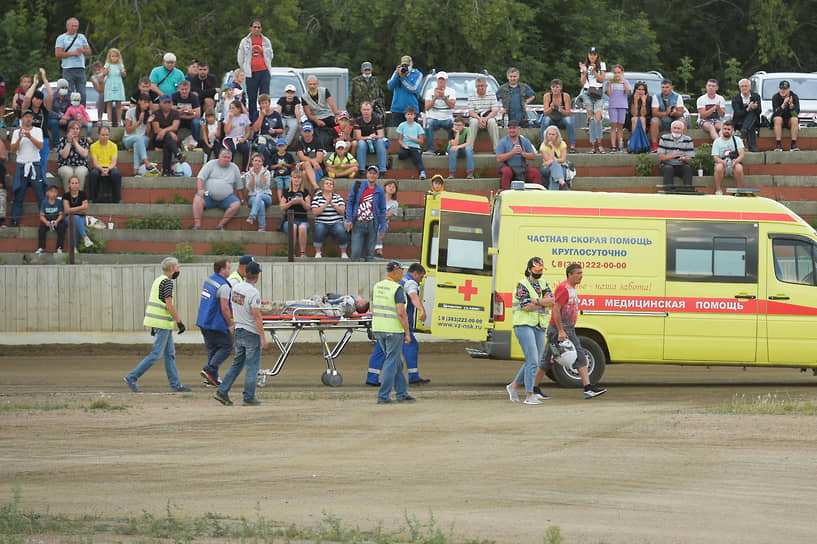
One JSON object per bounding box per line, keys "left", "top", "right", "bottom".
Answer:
{"left": 657, "top": 133, "right": 695, "bottom": 166}
{"left": 311, "top": 190, "right": 346, "bottom": 224}
{"left": 467, "top": 90, "right": 499, "bottom": 116}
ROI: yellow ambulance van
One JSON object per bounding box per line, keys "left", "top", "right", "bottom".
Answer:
{"left": 419, "top": 187, "right": 817, "bottom": 386}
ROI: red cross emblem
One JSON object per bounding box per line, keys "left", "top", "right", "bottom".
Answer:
{"left": 459, "top": 279, "right": 478, "bottom": 301}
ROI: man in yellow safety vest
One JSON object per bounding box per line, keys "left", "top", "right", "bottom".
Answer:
{"left": 372, "top": 260, "right": 414, "bottom": 404}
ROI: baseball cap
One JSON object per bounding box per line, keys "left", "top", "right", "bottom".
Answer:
{"left": 276, "top": 138, "right": 288, "bottom": 146}
{"left": 284, "top": 84, "right": 296, "bottom": 92}
{"left": 238, "top": 254, "right": 255, "bottom": 265}
{"left": 588, "top": 46, "right": 599, "bottom": 55}
{"left": 386, "top": 260, "right": 405, "bottom": 272}
{"left": 361, "top": 61, "right": 373, "bottom": 71}
{"left": 400, "top": 55, "right": 412, "bottom": 64}
{"left": 163, "top": 52, "right": 176, "bottom": 62}
{"left": 436, "top": 71, "right": 448, "bottom": 80}
{"left": 20, "top": 108, "right": 33, "bottom": 116}
{"left": 47, "top": 183, "right": 60, "bottom": 191}
{"left": 301, "top": 122, "right": 314, "bottom": 131}
{"left": 245, "top": 261, "right": 261, "bottom": 276}
{"left": 779, "top": 80, "right": 791, "bottom": 89}
{"left": 336, "top": 110, "right": 350, "bottom": 120}
{"left": 335, "top": 140, "right": 347, "bottom": 149}
{"left": 160, "top": 94, "right": 172, "bottom": 103}
{"left": 366, "top": 165, "right": 379, "bottom": 173}
{"left": 507, "top": 119, "right": 521, "bottom": 127}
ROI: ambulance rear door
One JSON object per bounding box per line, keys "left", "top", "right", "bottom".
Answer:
{"left": 430, "top": 194, "right": 493, "bottom": 340}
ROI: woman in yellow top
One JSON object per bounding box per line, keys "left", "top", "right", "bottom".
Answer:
{"left": 539, "top": 125, "right": 568, "bottom": 190}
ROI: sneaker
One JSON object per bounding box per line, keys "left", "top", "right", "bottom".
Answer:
{"left": 533, "top": 386, "right": 550, "bottom": 401}
{"left": 397, "top": 394, "right": 417, "bottom": 403}
{"left": 505, "top": 383, "right": 520, "bottom": 402}
{"left": 35, "top": 248, "right": 44, "bottom": 255}
{"left": 172, "top": 385, "right": 192, "bottom": 392}
{"left": 409, "top": 378, "right": 431, "bottom": 385}
{"left": 447, "top": 173, "right": 455, "bottom": 179}
{"left": 651, "top": 143, "right": 659, "bottom": 153}
{"left": 466, "top": 172, "right": 474, "bottom": 179}
{"left": 123, "top": 376, "right": 141, "bottom": 392}
{"left": 422, "top": 151, "right": 435, "bottom": 156}
{"left": 55, "top": 248, "right": 63, "bottom": 256}
{"left": 340, "top": 252, "right": 349, "bottom": 259}
{"left": 214, "top": 390, "right": 233, "bottom": 406}
{"left": 83, "top": 236, "right": 93, "bottom": 248}
{"left": 200, "top": 369, "right": 219, "bottom": 387}
{"left": 192, "top": 225, "right": 200, "bottom": 230}
{"left": 419, "top": 171, "right": 427, "bottom": 180}
{"left": 376, "top": 398, "right": 394, "bottom": 404}
{"left": 584, "top": 384, "right": 607, "bottom": 399}
{"left": 243, "top": 398, "right": 261, "bottom": 406}
{"left": 314, "top": 251, "right": 322, "bottom": 258}
{"left": 136, "top": 165, "right": 146, "bottom": 177}
{"left": 790, "top": 144, "right": 800, "bottom": 152}
{"left": 774, "top": 144, "right": 783, "bottom": 152}
{"left": 715, "top": 190, "right": 723, "bottom": 195}
{"left": 523, "top": 395, "right": 542, "bottom": 405}
{"left": 246, "top": 216, "right": 255, "bottom": 224}
{"left": 257, "top": 227, "right": 265, "bottom": 232}
{"left": 216, "top": 225, "right": 224, "bottom": 231}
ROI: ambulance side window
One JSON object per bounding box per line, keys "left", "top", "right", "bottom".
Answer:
{"left": 427, "top": 221, "right": 440, "bottom": 268}
{"left": 772, "top": 239, "right": 817, "bottom": 286}
{"left": 438, "top": 211, "right": 492, "bottom": 276}
{"left": 666, "top": 222, "right": 758, "bottom": 283}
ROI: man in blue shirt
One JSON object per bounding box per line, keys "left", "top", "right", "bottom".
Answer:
{"left": 387, "top": 55, "right": 423, "bottom": 127}
{"left": 496, "top": 120, "right": 541, "bottom": 190}
{"left": 150, "top": 53, "right": 186, "bottom": 97}
{"left": 196, "top": 259, "right": 234, "bottom": 387}
{"left": 54, "top": 17, "right": 91, "bottom": 106}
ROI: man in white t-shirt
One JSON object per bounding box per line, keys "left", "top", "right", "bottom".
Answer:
{"left": 696, "top": 79, "right": 726, "bottom": 140}
{"left": 423, "top": 72, "right": 456, "bottom": 155}
{"left": 9, "top": 109, "right": 45, "bottom": 227}
{"left": 711, "top": 120, "right": 744, "bottom": 195}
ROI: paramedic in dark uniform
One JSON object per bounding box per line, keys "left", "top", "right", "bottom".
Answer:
{"left": 124, "top": 257, "right": 191, "bottom": 392}
{"left": 372, "top": 260, "right": 415, "bottom": 404}
{"left": 197, "top": 258, "right": 234, "bottom": 387}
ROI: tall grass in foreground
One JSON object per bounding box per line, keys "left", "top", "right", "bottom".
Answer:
{"left": 714, "top": 393, "right": 817, "bottom": 415}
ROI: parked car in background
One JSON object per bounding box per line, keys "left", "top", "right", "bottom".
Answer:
{"left": 299, "top": 67, "right": 348, "bottom": 111}
{"left": 222, "top": 67, "right": 308, "bottom": 120}
{"left": 749, "top": 71, "right": 817, "bottom": 127}
{"left": 418, "top": 70, "right": 500, "bottom": 123}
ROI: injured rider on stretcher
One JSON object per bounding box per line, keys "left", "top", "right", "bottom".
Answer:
{"left": 261, "top": 294, "right": 370, "bottom": 317}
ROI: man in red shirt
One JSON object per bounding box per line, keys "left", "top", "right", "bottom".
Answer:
{"left": 237, "top": 19, "right": 274, "bottom": 122}
{"left": 538, "top": 263, "right": 607, "bottom": 399}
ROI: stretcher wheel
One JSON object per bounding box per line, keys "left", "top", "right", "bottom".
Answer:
{"left": 322, "top": 369, "right": 343, "bottom": 387}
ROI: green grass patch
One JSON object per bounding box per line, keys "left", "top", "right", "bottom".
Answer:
{"left": 0, "top": 400, "right": 74, "bottom": 413}
{"left": 206, "top": 242, "right": 246, "bottom": 256}
{"left": 87, "top": 397, "right": 128, "bottom": 411}
{"left": 173, "top": 242, "right": 195, "bottom": 263}
{"left": 127, "top": 214, "right": 183, "bottom": 230}
{"left": 713, "top": 393, "right": 817, "bottom": 416}
{"left": 155, "top": 190, "right": 192, "bottom": 205}
{"left": 77, "top": 229, "right": 107, "bottom": 254}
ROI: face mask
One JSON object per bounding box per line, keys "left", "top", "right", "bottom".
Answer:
{"left": 59, "top": 88, "right": 68, "bottom": 96}
{"left": 171, "top": 271, "right": 180, "bottom": 279}
{"left": 531, "top": 272, "right": 543, "bottom": 280}
{"left": 362, "top": 73, "right": 371, "bottom": 79}
{"left": 71, "top": 100, "right": 80, "bottom": 107}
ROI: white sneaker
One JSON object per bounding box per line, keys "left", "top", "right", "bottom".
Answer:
{"left": 35, "top": 248, "right": 44, "bottom": 255}
{"left": 523, "top": 395, "right": 542, "bottom": 405}
{"left": 505, "top": 384, "right": 519, "bottom": 402}
{"left": 715, "top": 190, "right": 723, "bottom": 195}
{"left": 340, "top": 252, "right": 349, "bottom": 259}
{"left": 83, "top": 236, "right": 93, "bottom": 247}
{"left": 314, "top": 251, "right": 322, "bottom": 258}
{"left": 56, "top": 248, "right": 63, "bottom": 256}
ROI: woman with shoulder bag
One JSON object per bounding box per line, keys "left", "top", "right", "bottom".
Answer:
{"left": 579, "top": 47, "right": 607, "bottom": 153}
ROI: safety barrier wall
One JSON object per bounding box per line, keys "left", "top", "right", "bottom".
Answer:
{"left": 0, "top": 263, "right": 386, "bottom": 333}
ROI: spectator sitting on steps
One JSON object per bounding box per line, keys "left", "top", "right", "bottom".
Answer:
{"left": 657, "top": 120, "right": 695, "bottom": 187}
{"left": 712, "top": 120, "right": 745, "bottom": 195}
{"left": 88, "top": 125, "right": 122, "bottom": 203}
{"left": 496, "top": 119, "right": 542, "bottom": 190}
{"left": 192, "top": 149, "right": 244, "bottom": 231}
{"left": 696, "top": 78, "right": 726, "bottom": 141}
{"left": 771, "top": 80, "right": 800, "bottom": 152}
{"left": 151, "top": 94, "right": 181, "bottom": 176}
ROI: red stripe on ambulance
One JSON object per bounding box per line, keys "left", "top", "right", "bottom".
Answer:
{"left": 508, "top": 206, "right": 797, "bottom": 223}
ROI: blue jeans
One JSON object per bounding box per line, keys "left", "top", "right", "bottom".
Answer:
{"left": 540, "top": 115, "right": 576, "bottom": 147}
{"left": 246, "top": 69, "right": 271, "bottom": 122}
{"left": 350, "top": 220, "right": 377, "bottom": 261}
{"left": 397, "top": 146, "right": 425, "bottom": 175}
{"left": 356, "top": 138, "right": 388, "bottom": 172}
{"left": 367, "top": 329, "right": 422, "bottom": 384}
{"left": 313, "top": 221, "right": 348, "bottom": 248}
{"left": 11, "top": 162, "right": 45, "bottom": 225}
{"left": 581, "top": 92, "right": 604, "bottom": 143}
{"left": 540, "top": 162, "right": 566, "bottom": 190}
{"left": 69, "top": 214, "right": 87, "bottom": 246}
{"left": 375, "top": 331, "right": 409, "bottom": 401}
{"left": 448, "top": 146, "right": 474, "bottom": 174}
{"left": 48, "top": 119, "right": 63, "bottom": 148}
{"left": 248, "top": 194, "right": 272, "bottom": 228}
{"left": 126, "top": 328, "right": 182, "bottom": 389}
{"left": 218, "top": 327, "right": 262, "bottom": 402}
{"left": 179, "top": 118, "right": 201, "bottom": 145}
{"left": 425, "top": 119, "right": 453, "bottom": 152}
{"left": 512, "top": 325, "right": 547, "bottom": 394}
{"left": 201, "top": 328, "right": 234, "bottom": 380}
{"left": 123, "top": 134, "right": 151, "bottom": 169}
{"left": 40, "top": 137, "right": 50, "bottom": 173}
{"left": 63, "top": 67, "right": 87, "bottom": 105}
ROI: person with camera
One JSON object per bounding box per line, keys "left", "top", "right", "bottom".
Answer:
{"left": 712, "top": 120, "right": 745, "bottom": 195}
{"left": 423, "top": 72, "right": 456, "bottom": 156}
{"left": 771, "top": 80, "right": 800, "bottom": 152}
{"left": 649, "top": 78, "right": 686, "bottom": 152}
{"left": 540, "top": 78, "right": 576, "bottom": 154}
{"left": 579, "top": 47, "right": 607, "bottom": 153}
{"left": 731, "top": 78, "right": 760, "bottom": 153}
{"left": 387, "top": 55, "right": 423, "bottom": 127}
{"left": 467, "top": 76, "right": 500, "bottom": 152}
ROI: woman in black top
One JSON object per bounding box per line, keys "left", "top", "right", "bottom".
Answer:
{"left": 279, "top": 169, "right": 311, "bottom": 257}
{"left": 62, "top": 176, "right": 93, "bottom": 248}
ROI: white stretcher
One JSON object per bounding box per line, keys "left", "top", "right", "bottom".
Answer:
{"left": 257, "top": 309, "right": 373, "bottom": 387}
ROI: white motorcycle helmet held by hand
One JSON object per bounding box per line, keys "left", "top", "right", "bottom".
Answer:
{"left": 553, "top": 338, "right": 578, "bottom": 370}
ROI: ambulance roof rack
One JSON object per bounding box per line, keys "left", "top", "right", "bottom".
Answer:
{"left": 656, "top": 184, "right": 706, "bottom": 195}
{"left": 510, "top": 181, "right": 547, "bottom": 190}
{"left": 727, "top": 188, "right": 760, "bottom": 197}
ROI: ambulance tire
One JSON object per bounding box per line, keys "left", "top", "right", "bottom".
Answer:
{"left": 550, "top": 336, "right": 606, "bottom": 388}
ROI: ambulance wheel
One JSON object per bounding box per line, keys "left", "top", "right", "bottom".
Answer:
{"left": 551, "top": 336, "right": 606, "bottom": 388}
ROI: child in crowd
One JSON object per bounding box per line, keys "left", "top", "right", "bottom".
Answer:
{"left": 219, "top": 84, "right": 237, "bottom": 122}
{"left": 374, "top": 179, "right": 399, "bottom": 259}
{"left": 61, "top": 92, "right": 91, "bottom": 135}
{"left": 271, "top": 138, "right": 295, "bottom": 202}
{"left": 606, "top": 64, "right": 631, "bottom": 152}
{"left": 396, "top": 106, "right": 427, "bottom": 180}
{"left": 89, "top": 62, "right": 106, "bottom": 123}
{"left": 325, "top": 140, "right": 358, "bottom": 178}
{"left": 429, "top": 174, "right": 445, "bottom": 193}
{"left": 277, "top": 84, "right": 302, "bottom": 144}
{"left": 103, "top": 48, "right": 127, "bottom": 127}
{"left": 223, "top": 99, "right": 251, "bottom": 172}
{"left": 245, "top": 153, "right": 273, "bottom": 231}
{"left": 448, "top": 116, "right": 474, "bottom": 179}
{"left": 232, "top": 69, "right": 248, "bottom": 110}
{"left": 252, "top": 93, "right": 284, "bottom": 168}
{"left": 201, "top": 108, "right": 221, "bottom": 161}
{"left": 36, "top": 184, "right": 66, "bottom": 256}
{"left": 333, "top": 111, "right": 354, "bottom": 153}
{"left": 13, "top": 74, "right": 32, "bottom": 119}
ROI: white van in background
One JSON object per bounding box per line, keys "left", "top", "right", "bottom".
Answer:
{"left": 749, "top": 71, "right": 817, "bottom": 127}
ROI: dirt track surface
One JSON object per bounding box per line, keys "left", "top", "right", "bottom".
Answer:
{"left": 2, "top": 344, "right": 817, "bottom": 543}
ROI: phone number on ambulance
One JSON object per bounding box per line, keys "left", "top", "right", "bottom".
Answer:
{"left": 552, "top": 260, "right": 627, "bottom": 270}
